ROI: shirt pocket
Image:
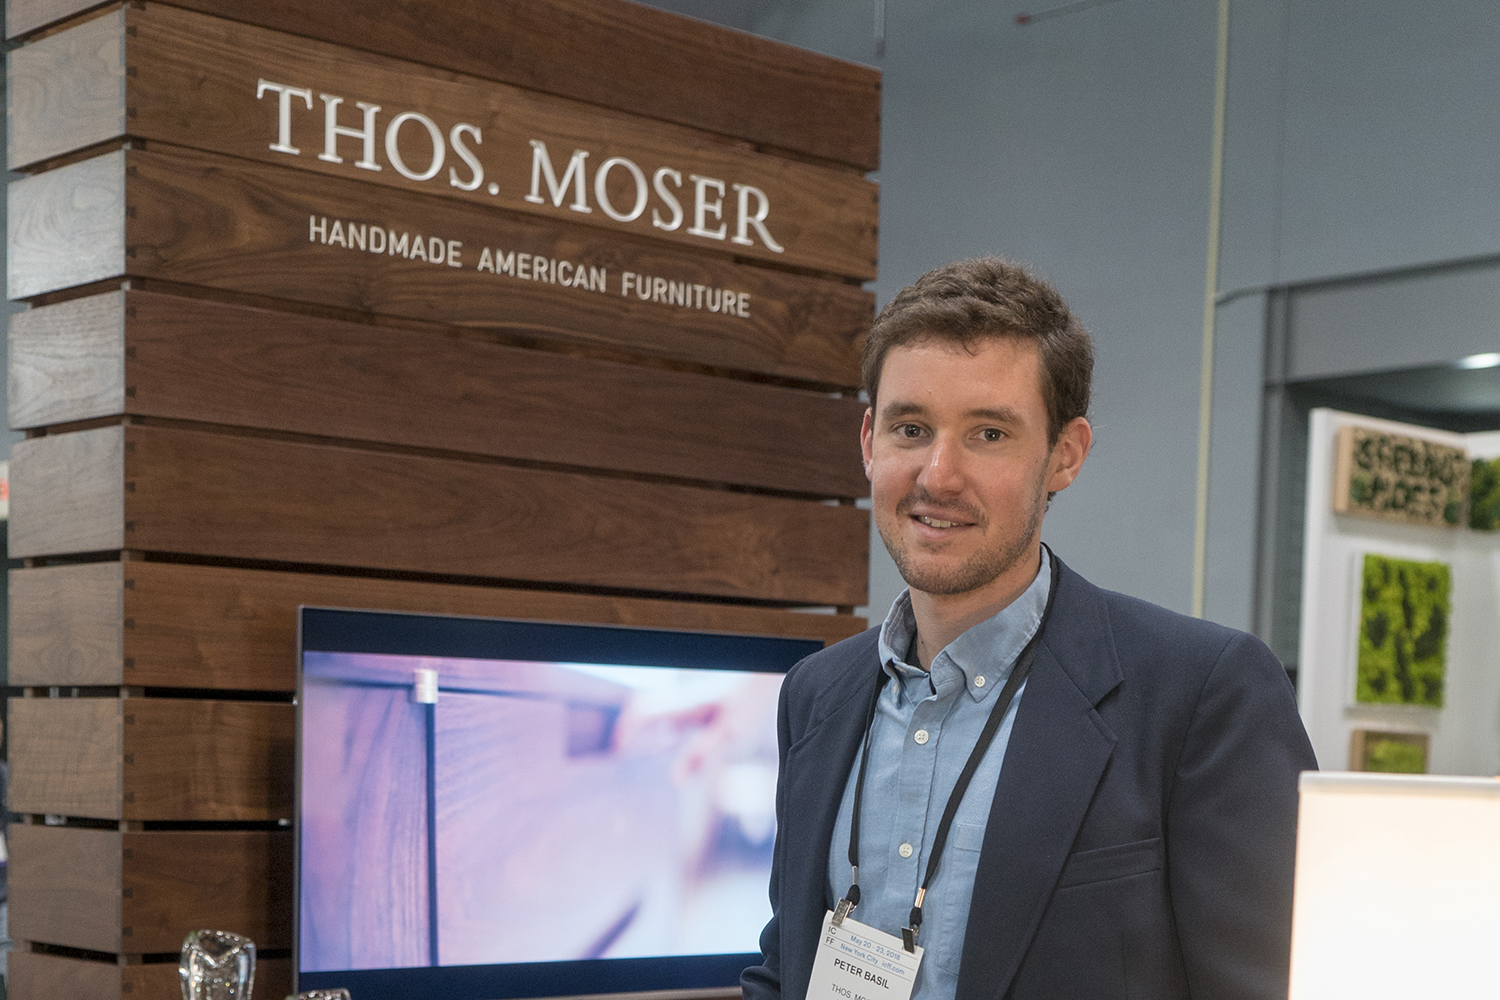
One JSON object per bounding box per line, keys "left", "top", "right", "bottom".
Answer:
{"left": 931, "top": 821, "right": 987, "bottom": 975}
{"left": 1056, "top": 836, "right": 1162, "bottom": 889}
{"left": 948, "top": 820, "right": 987, "bottom": 854}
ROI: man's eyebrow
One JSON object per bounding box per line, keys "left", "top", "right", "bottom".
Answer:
{"left": 877, "top": 401, "right": 929, "bottom": 420}
{"left": 877, "top": 402, "right": 1026, "bottom": 425}
{"left": 966, "top": 406, "right": 1025, "bottom": 425}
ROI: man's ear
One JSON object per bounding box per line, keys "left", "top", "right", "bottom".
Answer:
{"left": 1045, "top": 416, "right": 1092, "bottom": 493}
{"left": 860, "top": 408, "right": 875, "bottom": 480}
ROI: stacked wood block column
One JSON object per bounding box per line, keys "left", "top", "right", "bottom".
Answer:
{"left": 4, "top": 2, "right": 879, "bottom": 996}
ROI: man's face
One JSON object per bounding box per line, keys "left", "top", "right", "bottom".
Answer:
{"left": 861, "top": 337, "right": 1086, "bottom": 604}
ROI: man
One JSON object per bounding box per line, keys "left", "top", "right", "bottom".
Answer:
{"left": 741, "top": 258, "right": 1316, "bottom": 1000}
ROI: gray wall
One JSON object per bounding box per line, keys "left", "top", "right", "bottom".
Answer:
{"left": 751, "top": 0, "right": 1225, "bottom": 620}
{"left": 647, "top": 0, "right": 1500, "bottom": 629}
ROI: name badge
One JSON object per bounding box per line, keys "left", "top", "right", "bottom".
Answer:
{"left": 805, "top": 910, "right": 923, "bottom": 1000}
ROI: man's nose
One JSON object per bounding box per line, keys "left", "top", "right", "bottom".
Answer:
{"left": 917, "top": 436, "right": 965, "bottom": 495}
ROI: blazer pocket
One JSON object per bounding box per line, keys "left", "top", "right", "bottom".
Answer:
{"left": 1057, "top": 837, "right": 1162, "bottom": 889}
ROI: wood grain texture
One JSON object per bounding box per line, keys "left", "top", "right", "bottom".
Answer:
{"left": 6, "top": 6, "right": 124, "bottom": 169}
{"left": 9, "top": 697, "right": 121, "bottom": 817}
{"left": 300, "top": 681, "right": 428, "bottom": 970}
{"left": 12, "top": 424, "right": 868, "bottom": 605}
{"left": 7, "top": 147, "right": 124, "bottom": 299}
{"left": 8, "top": 561, "right": 123, "bottom": 688}
{"left": 123, "top": 698, "right": 295, "bottom": 820}
{"left": 9, "top": 289, "right": 866, "bottom": 496}
{"left": 117, "top": 424, "right": 870, "bottom": 605}
{"left": 8, "top": 951, "right": 119, "bottom": 1000}
{"left": 10, "top": 6, "right": 877, "bottom": 278}
{"left": 12, "top": 147, "right": 870, "bottom": 385}
{"left": 8, "top": 824, "right": 122, "bottom": 953}
{"left": 8, "top": 696, "right": 292, "bottom": 820}
{"left": 8, "top": 951, "right": 292, "bottom": 1000}
{"left": 10, "top": 561, "right": 865, "bottom": 692}
{"left": 122, "top": 829, "right": 293, "bottom": 951}
{"left": 8, "top": 422, "right": 123, "bottom": 558}
{"left": 8, "top": 287, "right": 125, "bottom": 430}
{"left": 6, "top": 0, "right": 881, "bottom": 172}
{"left": 10, "top": 825, "right": 289, "bottom": 954}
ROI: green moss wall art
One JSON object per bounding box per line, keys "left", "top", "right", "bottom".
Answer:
{"left": 1356, "top": 554, "right": 1450, "bottom": 707}
{"left": 1333, "top": 426, "right": 1469, "bottom": 528}
{"left": 1471, "top": 456, "right": 1500, "bottom": 531}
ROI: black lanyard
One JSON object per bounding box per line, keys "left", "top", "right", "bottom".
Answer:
{"left": 833, "top": 549, "right": 1061, "bottom": 953}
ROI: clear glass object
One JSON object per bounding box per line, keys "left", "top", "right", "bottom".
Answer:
{"left": 286, "top": 991, "right": 352, "bottom": 1000}
{"left": 180, "top": 929, "right": 257, "bottom": 1000}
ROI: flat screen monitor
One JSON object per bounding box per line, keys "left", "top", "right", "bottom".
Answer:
{"left": 295, "top": 607, "right": 820, "bottom": 1000}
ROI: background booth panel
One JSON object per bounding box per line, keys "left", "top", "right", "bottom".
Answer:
{"left": 3, "top": 1, "right": 880, "bottom": 994}
{"left": 1295, "top": 410, "right": 1500, "bottom": 776}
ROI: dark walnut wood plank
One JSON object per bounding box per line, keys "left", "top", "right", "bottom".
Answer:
{"left": 8, "top": 562, "right": 123, "bottom": 688}
{"left": 9, "top": 697, "right": 120, "bottom": 817}
{"left": 9, "top": 6, "right": 878, "bottom": 280}
{"left": 12, "top": 424, "right": 869, "bottom": 605}
{"left": 8, "top": 288, "right": 125, "bottom": 429}
{"left": 7, "top": 419, "right": 123, "bottom": 558}
{"left": 6, "top": 6, "right": 124, "bottom": 170}
{"left": 6, "top": 0, "right": 882, "bottom": 172}
{"left": 8, "top": 289, "right": 868, "bottom": 498}
{"left": 9, "top": 951, "right": 293, "bottom": 1000}
{"left": 9, "top": 147, "right": 871, "bottom": 386}
{"left": 8, "top": 825, "right": 287, "bottom": 953}
{"left": 122, "top": 829, "right": 293, "bottom": 951}
{"left": 9, "top": 561, "right": 866, "bottom": 691}
{"left": 6, "top": 147, "right": 124, "bottom": 300}
{"left": 10, "top": 696, "right": 293, "bottom": 820}
{"left": 125, "top": 698, "right": 295, "bottom": 821}
{"left": 8, "top": 824, "right": 122, "bottom": 954}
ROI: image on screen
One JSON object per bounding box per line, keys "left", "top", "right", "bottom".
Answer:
{"left": 295, "top": 610, "right": 814, "bottom": 999}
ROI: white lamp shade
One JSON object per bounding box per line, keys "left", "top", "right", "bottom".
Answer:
{"left": 1288, "top": 772, "right": 1500, "bottom": 999}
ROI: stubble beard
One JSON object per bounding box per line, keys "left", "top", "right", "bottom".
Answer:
{"left": 878, "top": 468, "right": 1049, "bottom": 598}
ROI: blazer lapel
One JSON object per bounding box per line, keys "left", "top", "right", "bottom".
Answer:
{"left": 954, "top": 563, "right": 1122, "bottom": 1000}
{"left": 779, "top": 633, "right": 883, "bottom": 996}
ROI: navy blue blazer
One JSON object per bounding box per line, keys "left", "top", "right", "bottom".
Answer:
{"left": 742, "top": 557, "right": 1317, "bottom": 1000}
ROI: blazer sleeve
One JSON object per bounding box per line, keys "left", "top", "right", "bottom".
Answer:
{"left": 741, "top": 672, "right": 795, "bottom": 1000}
{"left": 1166, "top": 631, "right": 1318, "bottom": 1000}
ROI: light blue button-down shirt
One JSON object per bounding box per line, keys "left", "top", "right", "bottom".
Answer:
{"left": 826, "top": 549, "right": 1050, "bottom": 1000}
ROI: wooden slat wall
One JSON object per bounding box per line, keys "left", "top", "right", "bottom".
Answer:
{"left": 9, "top": 561, "right": 868, "bottom": 692}
{"left": 10, "top": 146, "right": 871, "bottom": 385}
{"left": 9, "top": 289, "right": 868, "bottom": 497}
{"left": 5, "top": 3, "right": 877, "bottom": 997}
{"left": 9, "top": 953, "right": 292, "bottom": 1000}
{"left": 10, "top": 423, "right": 867, "bottom": 605}
{"left": 9, "top": 824, "right": 293, "bottom": 952}
{"left": 8, "top": 7, "right": 879, "bottom": 279}
{"left": 5, "top": 0, "right": 882, "bottom": 173}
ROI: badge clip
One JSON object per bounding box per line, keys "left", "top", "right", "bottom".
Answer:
{"left": 832, "top": 897, "right": 854, "bottom": 927}
{"left": 902, "top": 889, "right": 925, "bottom": 953}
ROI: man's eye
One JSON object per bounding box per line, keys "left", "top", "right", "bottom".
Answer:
{"left": 979, "top": 428, "right": 1004, "bottom": 442}
{"left": 896, "top": 424, "right": 924, "bottom": 438}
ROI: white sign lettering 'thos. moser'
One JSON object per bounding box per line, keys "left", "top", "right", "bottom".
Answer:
{"left": 258, "top": 80, "right": 785, "bottom": 254}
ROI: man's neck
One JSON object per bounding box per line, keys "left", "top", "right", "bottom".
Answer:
{"left": 908, "top": 545, "right": 1044, "bottom": 671}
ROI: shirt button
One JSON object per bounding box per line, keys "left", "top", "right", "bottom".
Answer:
{"left": 913, "top": 729, "right": 930, "bottom": 745}
{"left": 898, "top": 843, "right": 914, "bottom": 858}
{"left": 974, "top": 675, "right": 987, "bottom": 687}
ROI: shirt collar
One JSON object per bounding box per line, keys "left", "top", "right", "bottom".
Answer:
{"left": 876, "top": 547, "right": 1052, "bottom": 703}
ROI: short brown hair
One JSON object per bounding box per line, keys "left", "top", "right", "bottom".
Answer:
{"left": 861, "top": 257, "right": 1093, "bottom": 444}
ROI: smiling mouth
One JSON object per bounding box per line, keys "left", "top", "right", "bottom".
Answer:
{"left": 915, "top": 515, "right": 970, "bottom": 529}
